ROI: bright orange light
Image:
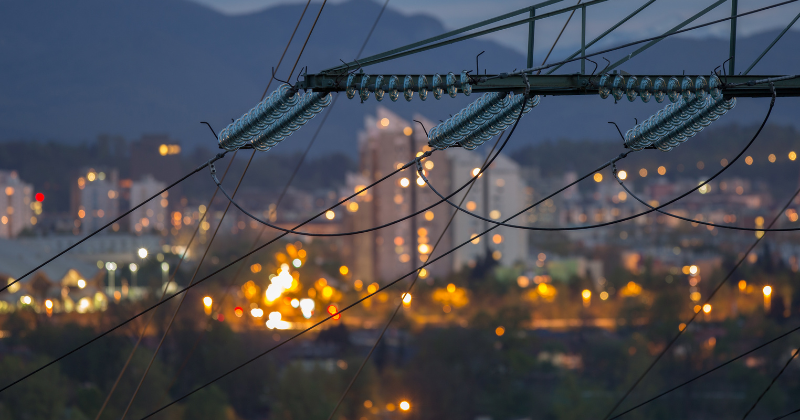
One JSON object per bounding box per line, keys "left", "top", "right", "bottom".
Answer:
{"left": 399, "top": 178, "right": 410, "bottom": 187}
{"left": 403, "top": 127, "right": 413, "bottom": 136}
{"left": 763, "top": 285, "right": 772, "bottom": 296}
{"left": 618, "top": 170, "right": 628, "bottom": 180}
{"left": 327, "top": 304, "right": 341, "bottom": 320}
{"left": 325, "top": 210, "right": 335, "bottom": 220}
{"left": 339, "top": 265, "right": 349, "bottom": 275}
{"left": 402, "top": 293, "right": 412, "bottom": 305}
{"left": 234, "top": 306, "right": 243, "bottom": 317}
{"left": 203, "top": 296, "right": 212, "bottom": 307}
{"left": 689, "top": 265, "right": 698, "bottom": 275}
{"left": 657, "top": 166, "right": 667, "bottom": 175}
{"left": 399, "top": 401, "right": 410, "bottom": 411}
{"left": 495, "top": 326, "right": 505, "bottom": 336}
{"left": 593, "top": 173, "right": 603, "bottom": 182}
{"left": 380, "top": 118, "right": 390, "bottom": 127}
{"left": 492, "top": 234, "right": 502, "bottom": 244}
{"left": 45, "top": 299, "right": 53, "bottom": 309}
{"left": 447, "top": 283, "right": 456, "bottom": 293}
{"left": 738, "top": 280, "right": 747, "bottom": 291}
{"left": 250, "top": 263, "right": 262, "bottom": 273}
{"left": 702, "top": 303, "right": 712, "bottom": 314}
{"left": 582, "top": 289, "right": 591, "bottom": 299}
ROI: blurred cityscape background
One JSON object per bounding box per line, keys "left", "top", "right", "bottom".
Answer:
{"left": 2, "top": 0, "right": 800, "bottom": 419}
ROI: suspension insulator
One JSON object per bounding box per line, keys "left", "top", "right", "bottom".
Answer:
{"left": 432, "top": 74, "right": 444, "bottom": 100}
{"left": 461, "top": 70, "right": 472, "bottom": 96}
{"left": 624, "top": 95, "right": 735, "bottom": 152}
{"left": 218, "top": 84, "right": 298, "bottom": 151}
{"left": 612, "top": 75, "right": 625, "bottom": 101}
{"left": 418, "top": 75, "right": 428, "bottom": 101}
{"left": 426, "top": 92, "right": 540, "bottom": 150}
{"left": 653, "top": 77, "right": 666, "bottom": 103}
{"left": 374, "top": 75, "right": 385, "bottom": 102}
{"left": 446, "top": 72, "right": 458, "bottom": 98}
{"left": 252, "top": 91, "right": 332, "bottom": 152}
{"left": 403, "top": 75, "right": 414, "bottom": 101}
{"left": 346, "top": 74, "right": 357, "bottom": 99}
{"left": 626, "top": 76, "right": 639, "bottom": 102}
{"left": 667, "top": 77, "right": 681, "bottom": 103}
{"left": 388, "top": 76, "right": 400, "bottom": 102}
{"left": 639, "top": 77, "right": 652, "bottom": 103}
{"left": 359, "top": 74, "right": 371, "bottom": 102}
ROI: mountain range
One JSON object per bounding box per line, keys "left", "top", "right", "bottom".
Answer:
{"left": 1, "top": 0, "right": 799, "bottom": 155}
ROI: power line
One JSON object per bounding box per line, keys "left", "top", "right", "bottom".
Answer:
{"left": 741, "top": 348, "right": 800, "bottom": 419}
{"left": 117, "top": 2, "right": 333, "bottom": 415}
{"left": 0, "top": 150, "right": 417, "bottom": 395}
{"left": 325, "top": 118, "right": 518, "bottom": 420}
{"left": 118, "top": 153, "right": 258, "bottom": 420}
{"left": 601, "top": 87, "right": 781, "bottom": 420}
{"left": 0, "top": 151, "right": 228, "bottom": 294}
{"left": 614, "top": 174, "right": 800, "bottom": 231}
{"left": 417, "top": 87, "right": 776, "bottom": 233}
{"left": 138, "top": 106, "right": 635, "bottom": 420}
{"left": 92, "top": 152, "right": 240, "bottom": 420}
{"left": 609, "top": 320, "right": 800, "bottom": 419}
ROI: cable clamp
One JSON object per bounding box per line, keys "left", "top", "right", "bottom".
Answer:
{"left": 521, "top": 73, "right": 531, "bottom": 97}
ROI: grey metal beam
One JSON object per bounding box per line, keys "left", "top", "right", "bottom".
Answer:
{"left": 298, "top": 73, "right": 800, "bottom": 97}
{"left": 322, "top": 0, "right": 565, "bottom": 73}
{"left": 546, "top": 0, "right": 657, "bottom": 74}
{"left": 322, "top": 0, "right": 613, "bottom": 73}
{"left": 729, "top": 0, "right": 738, "bottom": 75}
{"left": 743, "top": 11, "right": 800, "bottom": 75}
{"left": 606, "top": 0, "right": 727, "bottom": 72}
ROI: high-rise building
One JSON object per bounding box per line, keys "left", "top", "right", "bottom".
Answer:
{"left": 73, "top": 168, "right": 120, "bottom": 234}
{"left": 347, "top": 107, "right": 530, "bottom": 283}
{"left": 0, "top": 171, "right": 34, "bottom": 238}
{"left": 130, "top": 174, "right": 168, "bottom": 233}
{"left": 447, "top": 150, "right": 529, "bottom": 269}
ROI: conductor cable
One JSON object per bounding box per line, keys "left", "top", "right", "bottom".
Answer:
{"left": 416, "top": 83, "right": 776, "bottom": 232}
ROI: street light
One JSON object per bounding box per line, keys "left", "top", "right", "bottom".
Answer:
{"left": 138, "top": 248, "right": 148, "bottom": 259}
{"left": 763, "top": 285, "right": 772, "bottom": 313}
{"left": 161, "top": 262, "right": 169, "bottom": 289}
{"left": 129, "top": 263, "right": 138, "bottom": 288}
{"left": 105, "top": 262, "right": 117, "bottom": 294}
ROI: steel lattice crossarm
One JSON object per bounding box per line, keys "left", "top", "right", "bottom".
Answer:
{"left": 297, "top": 73, "right": 800, "bottom": 98}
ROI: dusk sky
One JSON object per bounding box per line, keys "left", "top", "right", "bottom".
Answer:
{"left": 188, "top": 0, "right": 800, "bottom": 55}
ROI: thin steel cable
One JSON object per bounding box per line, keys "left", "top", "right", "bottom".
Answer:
{"left": 417, "top": 87, "right": 776, "bottom": 233}
{"left": 325, "top": 125, "right": 512, "bottom": 420}
{"left": 91, "top": 153, "right": 239, "bottom": 420}
{"left": 610, "top": 321, "right": 800, "bottom": 419}
{"left": 260, "top": 0, "right": 312, "bottom": 101}
{"left": 354, "top": 0, "right": 390, "bottom": 59}
{"left": 614, "top": 174, "right": 800, "bottom": 231}
{"left": 139, "top": 108, "right": 634, "bottom": 420}
{"left": 600, "top": 85, "right": 778, "bottom": 420}
{"left": 118, "top": 153, "right": 257, "bottom": 420}
{"left": 120, "top": 1, "right": 329, "bottom": 411}
{"left": 162, "top": 0, "right": 387, "bottom": 395}
{"left": 741, "top": 348, "right": 800, "bottom": 419}
{"left": 0, "top": 146, "right": 414, "bottom": 396}
{"left": 536, "top": 0, "right": 581, "bottom": 75}
{"left": 286, "top": 0, "right": 328, "bottom": 81}
{"left": 482, "top": 0, "right": 800, "bottom": 79}
{"left": 773, "top": 406, "right": 800, "bottom": 419}
{"left": 0, "top": 152, "right": 228, "bottom": 294}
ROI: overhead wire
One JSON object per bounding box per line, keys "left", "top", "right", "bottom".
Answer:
{"left": 600, "top": 86, "right": 781, "bottom": 420}
{"left": 0, "top": 151, "right": 228, "bottom": 294}
{"left": 416, "top": 83, "right": 777, "bottom": 233}
{"left": 160, "top": 0, "right": 388, "bottom": 398}
{"left": 609, "top": 175, "right": 799, "bottom": 420}
{"left": 91, "top": 153, "right": 239, "bottom": 420}
{"left": 325, "top": 114, "right": 519, "bottom": 420}
{"left": 614, "top": 173, "right": 800, "bottom": 231}
{"left": 740, "top": 348, "right": 800, "bottom": 419}
{"left": 138, "top": 104, "right": 638, "bottom": 420}
{"left": 0, "top": 147, "right": 418, "bottom": 396}
{"left": 117, "top": 1, "right": 332, "bottom": 416}
{"left": 117, "top": 156, "right": 258, "bottom": 420}
{"left": 609, "top": 319, "right": 800, "bottom": 419}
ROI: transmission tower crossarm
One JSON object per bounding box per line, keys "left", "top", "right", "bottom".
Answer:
{"left": 298, "top": 73, "right": 800, "bottom": 97}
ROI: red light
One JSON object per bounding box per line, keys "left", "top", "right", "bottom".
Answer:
{"left": 234, "top": 307, "right": 243, "bottom": 317}
{"left": 35, "top": 193, "right": 44, "bottom": 202}
{"left": 327, "top": 304, "right": 340, "bottom": 320}
{"left": 217, "top": 313, "right": 225, "bottom": 322}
